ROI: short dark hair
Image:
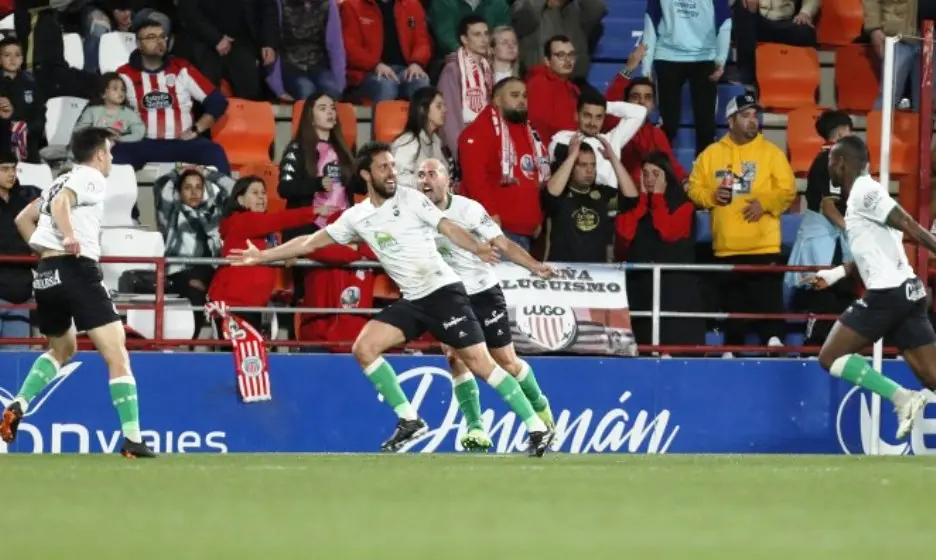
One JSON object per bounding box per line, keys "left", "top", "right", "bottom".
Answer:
{"left": 577, "top": 142, "right": 595, "bottom": 155}
{"left": 134, "top": 18, "right": 164, "bottom": 36}
{"left": 833, "top": 135, "right": 869, "bottom": 170}
{"left": 176, "top": 168, "right": 205, "bottom": 193}
{"left": 493, "top": 76, "right": 523, "bottom": 96}
{"left": 0, "top": 36, "right": 20, "bottom": 53}
{"left": 815, "top": 110, "right": 853, "bottom": 141}
{"left": 577, "top": 89, "right": 607, "bottom": 112}
{"left": 624, "top": 77, "right": 655, "bottom": 99}
{"left": 457, "top": 14, "right": 488, "bottom": 42}
{"left": 70, "top": 128, "right": 113, "bottom": 164}
{"left": 355, "top": 141, "right": 392, "bottom": 180}
{"left": 543, "top": 35, "right": 572, "bottom": 58}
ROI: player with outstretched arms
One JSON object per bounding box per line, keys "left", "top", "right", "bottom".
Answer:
{"left": 806, "top": 135, "right": 933, "bottom": 439}
{"left": 417, "top": 158, "right": 556, "bottom": 451}
{"left": 229, "top": 142, "right": 556, "bottom": 456}
{"left": 1, "top": 128, "right": 156, "bottom": 458}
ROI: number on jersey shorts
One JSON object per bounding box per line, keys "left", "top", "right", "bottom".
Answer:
{"left": 33, "top": 256, "right": 120, "bottom": 336}
{"left": 373, "top": 282, "right": 486, "bottom": 349}
{"left": 468, "top": 285, "right": 513, "bottom": 349}
{"left": 839, "top": 277, "right": 936, "bottom": 351}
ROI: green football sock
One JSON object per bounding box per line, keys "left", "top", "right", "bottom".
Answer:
{"left": 15, "top": 353, "right": 61, "bottom": 410}
{"left": 109, "top": 376, "right": 142, "bottom": 443}
{"left": 452, "top": 373, "right": 484, "bottom": 432}
{"left": 364, "top": 357, "right": 417, "bottom": 420}
{"left": 832, "top": 354, "right": 906, "bottom": 402}
{"left": 516, "top": 361, "right": 549, "bottom": 412}
{"left": 488, "top": 367, "right": 547, "bottom": 432}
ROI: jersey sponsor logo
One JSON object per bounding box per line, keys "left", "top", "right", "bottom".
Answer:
{"left": 340, "top": 286, "right": 361, "bottom": 308}
{"left": 373, "top": 232, "right": 400, "bottom": 252}
{"left": 516, "top": 305, "right": 577, "bottom": 351}
{"left": 437, "top": 244, "right": 454, "bottom": 261}
{"left": 906, "top": 279, "right": 926, "bottom": 301}
{"left": 142, "top": 91, "right": 173, "bottom": 111}
{"left": 32, "top": 269, "right": 62, "bottom": 291}
{"left": 484, "top": 310, "right": 505, "bottom": 326}
{"left": 442, "top": 316, "right": 467, "bottom": 330}
{"left": 837, "top": 386, "right": 936, "bottom": 455}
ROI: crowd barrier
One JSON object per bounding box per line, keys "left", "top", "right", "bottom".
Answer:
{"left": 0, "top": 352, "right": 932, "bottom": 455}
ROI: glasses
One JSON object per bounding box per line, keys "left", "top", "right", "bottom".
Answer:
{"left": 551, "top": 51, "right": 577, "bottom": 61}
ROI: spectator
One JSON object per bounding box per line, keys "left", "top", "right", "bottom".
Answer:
{"left": 0, "top": 37, "right": 43, "bottom": 163}
{"left": 864, "top": 0, "right": 921, "bottom": 109}
{"left": 458, "top": 77, "right": 550, "bottom": 250}
{"left": 208, "top": 176, "right": 317, "bottom": 334}
{"left": 176, "top": 0, "right": 278, "bottom": 100}
{"left": 731, "top": 0, "right": 819, "bottom": 88}
{"left": 81, "top": 1, "right": 172, "bottom": 74}
{"left": 391, "top": 87, "right": 451, "bottom": 190}
{"left": 115, "top": 20, "right": 231, "bottom": 174}
{"left": 340, "top": 0, "right": 432, "bottom": 103}
{"left": 548, "top": 89, "right": 648, "bottom": 190}
{"left": 153, "top": 166, "right": 230, "bottom": 339}
{"left": 643, "top": 0, "right": 732, "bottom": 155}
{"left": 490, "top": 26, "right": 519, "bottom": 83}
{"left": 687, "top": 93, "right": 795, "bottom": 351}
{"left": 74, "top": 72, "right": 145, "bottom": 143}
{"left": 784, "top": 110, "right": 854, "bottom": 348}
{"left": 274, "top": 0, "right": 346, "bottom": 102}
{"left": 510, "top": 0, "right": 606, "bottom": 80}
{"left": 526, "top": 35, "right": 580, "bottom": 146}
{"left": 543, "top": 133, "right": 637, "bottom": 262}
{"left": 0, "top": 152, "right": 39, "bottom": 349}
{"left": 438, "top": 15, "right": 493, "bottom": 159}
{"left": 428, "top": 0, "right": 509, "bottom": 57}
{"left": 617, "top": 151, "right": 704, "bottom": 351}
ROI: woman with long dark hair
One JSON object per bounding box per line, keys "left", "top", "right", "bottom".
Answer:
{"left": 616, "top": 151, "right": 703, "bottom": 352}
{"left": 390, "top": 87, "right": 454, "bottom": 190}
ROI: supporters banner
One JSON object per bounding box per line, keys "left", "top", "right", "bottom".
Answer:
{"left": 494, "top": 262, "right": 636, "bottom": 356}
{"left": 0, "top": 352, "right": 931, "bottom": 455}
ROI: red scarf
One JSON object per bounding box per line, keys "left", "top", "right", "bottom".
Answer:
{"left": 491, "top": 108, "right": 550, "bottom": 185}
{"left": 205, "top": 301, "right": 272, "bottom": 403}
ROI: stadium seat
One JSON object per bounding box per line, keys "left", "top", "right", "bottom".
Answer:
{"left": 694, "top": 210, "right": 712, "bottom": 244}
{"left": 587, "top": 62, "right": 621, "bottom": 93}
{"left": 834, "top": 44, "right": 879, "bottom": 113}
{"left": 17, "top": 163, "right": 54, "bottom": 189}
{"left": 212, "top": 99, "right": 276, "bottom": 168}
{"left": 44, "top": 96, "right": 88, "bottom": 147}
{"left": 785, "top": 106, "right": 825, "bottom": 175}
{"left": 780, "top": 213, "right": 803, "bottom": 248}
{"left": 236, "top": 162, "right": 283, "bottom": 209}
{"left": 374, "top": 273, "right": 401, "bottom": 299}
{"left": 715, "top": 83, "right": 747, "bottom": 125}
{"left": 99, "top": 228, "right": 165, "bottom": 294}
{"left": 290, "top": 100, "right": 358, "bottom": 149}
{"left": 104, "top": 164, "right": 138, "bottom": 227}
{"left": 0, "top": 14, "right": 12, "bottom": 30}
{"left": 593, "top": 16, "right": 642, "bottom": 60}
{"left": 755, "top": 44, "right": 820, "bottom": 111}
{"left": 866, "top": 110, "right": 920, "bottom": 176}
{"left": 817, "top": 0, "right": 864, "bottom": 46}
{"left": 127, "top": 301, "right": 195, "bottom": 340}
{"left": 675, "top": 148, "right": 695, "bottom": 174}
{"left": 62, "top": 33, "right": 84, "bottom": 69}
{"left": 373, "top": 100, "right": 409, "bottom": 143}
{"left": 98, "top": 32, "right": 136, "bottom": 73}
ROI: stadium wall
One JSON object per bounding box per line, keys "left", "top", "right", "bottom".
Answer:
{"left": 0, "top": 353, "right": 931, "bottom": 455}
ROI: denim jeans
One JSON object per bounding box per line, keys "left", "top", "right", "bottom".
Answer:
{"left": 0, "top": 298, "right": 30, "bottom": 351}
{"left": 358, "top": 64, "right": 431, "bottom": 103}
{"left": 282, "top": 62, "right": 343, "bottom": 100}
{"left": 82, "top": 7, "right": 171, "bottom": 74}
{"left": 873, "top": 41, "right": 934, "bottom": 111}
{"left": 504, "top": 231, "right": 532, "bottom": 251}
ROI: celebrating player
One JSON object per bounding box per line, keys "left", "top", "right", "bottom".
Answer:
{"left": 228, "top": 142, "right": 556, "bottom": 457}
{"left": 417, "top": 158, "right": 555, "bottom": 451}
{"left": 806, "top": 135, "right": 932, "bottom": 439}
{"left": 2, "top": 128, "right": 156, "bottom": 458}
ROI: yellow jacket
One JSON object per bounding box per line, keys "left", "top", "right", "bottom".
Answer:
{"left": 688, "top": 133, "right": 796, "bottom": 257}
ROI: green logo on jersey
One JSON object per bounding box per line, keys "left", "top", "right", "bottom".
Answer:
{"left": 374, "top": 231, "right": 399, "bottom": 252}
{"left": 437, "top": 243, "right": 454, "bottom": 261}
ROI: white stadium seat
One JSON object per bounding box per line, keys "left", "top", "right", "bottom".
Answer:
{"left": 98, "top": 32, "right": 136, "bottom": 73}
{"left": 62, "top": 33, "right": 84, "bottom": 69}
{"left": 103, "top": 164, "right": 138, "bottom": 227}
{"left": 127, "top": 301, "right": 196, "bottom": 340}
{"left": 0, "top": 14, "right": 12, "bottom": 31}
{"left": 99, "top": 228, "right": 164, "bottom": 294}
{"left": 44, "top": 96, "right": 88, "bottom": 146}
{"left": 17, "top": 163, "right": 54, "bottom": 189}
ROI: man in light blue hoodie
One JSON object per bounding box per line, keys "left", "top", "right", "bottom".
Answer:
{"left": 641, "top": 0, "right": 732, "bottom": 156}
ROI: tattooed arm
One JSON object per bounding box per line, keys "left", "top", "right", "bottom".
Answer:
{"left": 885, "top": 205, "right": 936, "bottom": 255}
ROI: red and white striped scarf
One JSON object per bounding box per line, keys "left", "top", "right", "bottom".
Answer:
{"left": 457, "top": 47, "right": 492, "bottom": 125}
{"left": 491, "top": 109, "right": 550, "bottom": 185}
{"left": 205, "top": 301, "right": 272, "bottom": 403}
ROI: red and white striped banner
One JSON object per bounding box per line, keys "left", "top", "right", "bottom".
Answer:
{"left": 205, "top": 302, "right": 272, "bottom": 403}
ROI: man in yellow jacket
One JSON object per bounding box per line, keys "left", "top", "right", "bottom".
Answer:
{"left": 688, "top": 93, "right": 796, "bottom": 352}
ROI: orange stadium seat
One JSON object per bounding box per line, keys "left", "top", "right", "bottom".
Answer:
{"left": 373, "top": 273, "right": 401, "bottom": 299}
{"left": 756, "top": 44, "right": 820, "bottom": 111}
{"left": 373, "top": 100, "right": 409, "bottom": 143}
{"left": 291, "top": 100, "right": 358, "bottom": 149}
{"left": 835, "top": 44, "right": 879, "bottom": 113}
{"left": 866, "top": 110, "right": 920, "bottom": 176}
{"left": 212, "top": 99, "right": 275, "bottom": 168}
{"left": 786, "top": 106, "right": 825, "bottom": 175}
{"left": 237, "top": 163, "right": 284, "bottom": 211}
{"left": 817, "top": 0, "right": 864, "bottom": 46}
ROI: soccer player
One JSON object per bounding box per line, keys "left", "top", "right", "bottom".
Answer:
{"left": 229, "top": 142, "right": 556, "bottom": 457}
{"left": 807, "top": 135, "right": 933, "bottom": 439}
{"left": 1, "top": 128, "right": 156, "bottom": 458}
{"left": 417, "top": 158, "right": 555, "bottom": 451}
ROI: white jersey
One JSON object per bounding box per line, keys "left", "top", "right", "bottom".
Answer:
{"left": 844, "top": 174, "right": 915, "bottom": 290}
{"left": 29, "top": 165, "right": 107, "bottom": 261}
{"left": 435, "top": 194, "right": 503, "bottom": 295}
{"left": 325, "top": 187, "right": 461, "bottom": 300}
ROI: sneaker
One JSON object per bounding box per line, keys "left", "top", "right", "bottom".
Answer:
{"left": 120, "top": 438, "right": 157, "bottom": 459}
{"left": 380, "top": 418, "right": 428, "bottom": 452}
{"left": 896, "top": 392, "right": 928, "bottom": 440}
{"left": 537, "top": 401, "right": 556, "bottom": 430}
{"left": 527, "top": 429, "right": 555, "bottom": 458}
{"left": 0, "top": 401, "right": 23, "bottom": 444}
{"left": 460, "top": 428, "right": 493, "bottom": 452}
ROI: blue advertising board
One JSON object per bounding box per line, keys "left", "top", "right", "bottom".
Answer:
{"left": 0, "top": 352, "right": 933, "bottom": 455}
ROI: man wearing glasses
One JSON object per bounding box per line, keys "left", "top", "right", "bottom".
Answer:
{"left": 525, "top": 35, "right": 582, "bottom": 146}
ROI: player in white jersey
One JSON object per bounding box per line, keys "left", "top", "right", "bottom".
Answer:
{"left": 416, "top": 158, "right": 556, "bottom": 451}
{"left": 228, "top": 142, "right": 556, "bottom": 456}
{"left": 1, "top": 128, "right": 156, "bottom": 458}
{"left": 807, "top": 135, "right": 932, "bottom": 440}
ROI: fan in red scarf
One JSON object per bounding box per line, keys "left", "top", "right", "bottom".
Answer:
{"left": 205, "top": 301, "right": 271, "bottom": 403}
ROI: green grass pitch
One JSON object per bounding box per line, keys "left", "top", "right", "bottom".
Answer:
{"left": 1, "top": 454, "right": 931, "bottom": 558}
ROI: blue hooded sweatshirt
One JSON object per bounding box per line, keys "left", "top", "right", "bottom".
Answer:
{"left": 641, "top": 0, "right": 732, "bottom": 75}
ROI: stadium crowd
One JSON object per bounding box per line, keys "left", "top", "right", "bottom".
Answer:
{"left": 0, "top": 0, "right": 934, "bottom": 355}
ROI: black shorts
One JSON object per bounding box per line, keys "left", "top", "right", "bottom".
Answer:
{"left": 34, "top": 256, "right": 120, "bottom": 336}
{"left": 374, "top": 282, "right": 485, "bottom": 349}
{"left": 469, "top": 285, "right": 513, "bottom": 349}
{"left": 839, "top": 277, "right": 936, "bottom": 351}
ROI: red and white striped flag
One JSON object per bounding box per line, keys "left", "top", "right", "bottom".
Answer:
{"left": 205, "top": 301, "right": 272, "bottom": 403}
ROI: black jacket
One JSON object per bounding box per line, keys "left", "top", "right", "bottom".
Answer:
{"left": 0, "top": 182, "right": 41, "bottom": 303}
{"left": 0, "top": 72, "right": 45, "bottom": 163}
{"left": 178, "top": 0, "right": 279, "bottom": 52}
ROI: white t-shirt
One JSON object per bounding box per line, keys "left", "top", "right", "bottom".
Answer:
{"left": 325, "top": 187, "right": 461, "bottom": 300}
{"left": 30, "top": 165, "right": 107, "bottom": 261}
{"left": 844, "top": 174, "right": 915, "bottom": 290}
{"left": 436, "top": 194, "right": 503, "bottom": 295}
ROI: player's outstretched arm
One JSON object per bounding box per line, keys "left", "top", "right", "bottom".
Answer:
{"left": 491, "top": 235, "right": 553, "bottom": 278}
{"left": 228, "top": 229, "right": 337, "bottom": 266}
{"left": 14, "top": 199, "right": 40, "bottom": 244}
{"left": 438, "top": 218, "right": 496, "bottom": 263}
{"left": 885, "top": 205, "right": 936, "bottom": 255}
